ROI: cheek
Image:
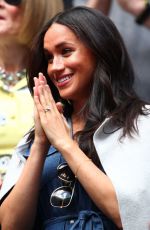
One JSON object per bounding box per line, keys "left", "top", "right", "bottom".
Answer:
{"left": 78, "top": 55, "right": 96, "bottom": 76}
{"left": 8, "top": 6, "right": 20, "bottom": 17}
{"left": 73, "top": 49, "right": 96, "bottom": 72}
{"left": 66, "top": 55, "right": 81, "bottom": 68}
{"left": 85, "top": 53, "right": 96, "bottom": 75}
{"left": 8, "top": 7, "right": 22, "bottom": 26}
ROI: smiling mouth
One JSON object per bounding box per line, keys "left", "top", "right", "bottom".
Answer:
{"left": 57, "top": 75, "right": 72, "bottom": 83}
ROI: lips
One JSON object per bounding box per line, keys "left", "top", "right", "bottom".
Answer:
{"left": 57, "top": 75, "right": 72, "bottom": 83}
{"left": 55, "top": 74, "right": 73, "bottom": 87}
{"left": 0, "top": 16, "right": 5, "bottom": 20}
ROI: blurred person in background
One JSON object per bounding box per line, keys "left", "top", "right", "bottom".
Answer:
{"left": 63, "top": 0, "right": 73, "bottom": 9}
{"left": 86, "top": 0, "right": 150, "bottom": 102}
{"left": 0, "top": 0, "right": 63, "bottom": 184}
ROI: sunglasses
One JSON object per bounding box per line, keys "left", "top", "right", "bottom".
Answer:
{"left": 4, "top": 0, "right": 21, "bottom": 6}
{"left": 50, "top": 162, "right": 76, "bottom": 208}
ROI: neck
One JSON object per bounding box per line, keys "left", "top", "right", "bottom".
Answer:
{"left": 0, "top": 42, "right": 28, "bottom": 91}
{"left": 71, "top": 99, "right": 87, "bottom": 134}
{"left": 72, "top": 97, "right": 87, "bottom": 115}
{"left": 0, "top": 42, "right": 29, "bottom": 72}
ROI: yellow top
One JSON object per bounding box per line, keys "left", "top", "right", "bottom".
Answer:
{"left": 0, "top": 76, "right": 33, "bottom": 177}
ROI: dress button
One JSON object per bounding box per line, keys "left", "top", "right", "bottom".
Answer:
{"left": 70, "top": 220, "right": 75, "bottom": 224}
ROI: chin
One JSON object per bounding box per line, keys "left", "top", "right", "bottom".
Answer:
{"left": 59, "top": 91, "right": 73, "bottom": 101}
{"left": 60, "top": 95, "right": 71, "bottom": 100}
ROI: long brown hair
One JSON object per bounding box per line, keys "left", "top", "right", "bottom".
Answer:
{"left": 27, "top": 7, "right": 149, "bottom": 166}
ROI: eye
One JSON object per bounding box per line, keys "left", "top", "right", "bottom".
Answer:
{"left": 47, "top": 56, "right": 53, "bottom": 64}
{"left": 62, "top": 48, "right": 72, "bottom": 56}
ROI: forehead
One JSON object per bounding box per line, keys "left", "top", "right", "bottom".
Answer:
{"left": 44, "top": 23, "right": 79, "bottom": 49}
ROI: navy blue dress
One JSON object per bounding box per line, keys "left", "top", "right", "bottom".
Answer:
{"left": 24, "top": 146, "right": 120, "bottom": 230}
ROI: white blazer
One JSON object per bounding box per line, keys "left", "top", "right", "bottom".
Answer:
{"left": 1, "top": 111, "right": 150, "bottom": 230}
{"left": 93, "top": 112, "right": 150, "bottom": 230}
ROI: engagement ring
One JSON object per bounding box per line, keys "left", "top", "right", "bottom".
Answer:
{"left": 44, "top": 106, "right": 51, "bottom": 113}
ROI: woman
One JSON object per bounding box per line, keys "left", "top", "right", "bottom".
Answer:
{"left": 0, "top": 0, "right": 63, "bottom": 182}
{"left": 0, "top": 6, "right": 150, "bottom": 230}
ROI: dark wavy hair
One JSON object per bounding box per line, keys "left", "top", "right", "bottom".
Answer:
{"left": 27, "top": 6, "right": 148, "bottom": 166}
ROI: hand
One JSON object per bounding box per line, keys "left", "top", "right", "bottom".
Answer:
{"left": 33, "top": 74, "right": 49, "bottom": 148}
{"left": 117, "top": 0, "right": 145, "bottom": 16}
{"left": 34, "top": 73, "right": 71, "bottom": 150}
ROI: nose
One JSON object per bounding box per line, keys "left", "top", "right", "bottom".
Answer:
{"left": 50, "top": 56, "right": 65, "bottom": 72}
{"left": 0, "top": 0, "right": 5, "bottom": 6}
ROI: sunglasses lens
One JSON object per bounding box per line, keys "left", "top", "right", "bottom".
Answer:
{"left": 50, "top": 163, "right": 75, "bottom": 208}
{"left": 50, "top": 186, "right": 72, "bottom": 207}
{"left": 5, "top": 0, "right": 21, "bottom": 6}
{"left": 57, "top": 163, "right": 74, "bottom": 182}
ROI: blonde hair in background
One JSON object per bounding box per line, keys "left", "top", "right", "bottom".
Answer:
{"left": 18, "top": 0, "right": 64, "bottom": 47}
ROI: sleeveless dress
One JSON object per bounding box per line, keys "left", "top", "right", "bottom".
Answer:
{"left": 23, "top": 145, "right": 120, "bottom": 230}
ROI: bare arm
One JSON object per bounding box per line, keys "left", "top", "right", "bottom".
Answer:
{"left": 86, "top": 0, "right": 150, "bottom": 27}
{"left": 58, "top": 141, "right": 122, "bottom": 228}
{"left": 86, "top": 0, "right": 112, "bottom": 14}
{"left": 0, "top": 143, "right": 49, "bottom": 230}
{"left": 117, "top": 0, "right": 150, "bottom": 28}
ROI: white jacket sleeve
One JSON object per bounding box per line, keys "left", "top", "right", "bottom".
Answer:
{"left": 0, "top": 135, "right": 29, "bottom": 202}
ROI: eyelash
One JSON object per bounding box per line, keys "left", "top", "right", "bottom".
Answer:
{"left": 45, "top": 48, "right": 73, "bottom": 63}
{"left": 62, "top": 48, "right": 72, "bottom": 55}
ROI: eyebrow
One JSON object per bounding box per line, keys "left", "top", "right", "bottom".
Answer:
{"left": 57, "top": 41, "right": 75, "bottom": 48}
{"left": 44, "top": 41, "right": 74, "bottom": 52}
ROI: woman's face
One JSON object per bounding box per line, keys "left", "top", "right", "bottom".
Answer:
{"left": 0, "top": 0, "right": 22, "bottom": 37}
{"left": 44, "top": 23, "right": 96, "bottom": 103}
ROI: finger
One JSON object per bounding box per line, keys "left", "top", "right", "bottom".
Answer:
{"left": 56, "top": 102, "right": 64, "bottom": 114}
{"left": 34, "top": 73, "right": 46, "bottom": 96}
{"left": 33, "top": 86, "right": 38, "bottom": 97}
{"left": 61, "top": 114, "right": 71, "bottom": 135}
{"left": 38, "top": 85, "right": 47, "bottom": 109}
{"left": 34, "top": 76, "right": 45, "bottom": 96}
{"left": 44, "top": 84, "right": 58, "bottom": 113}
{"left": 42, "top": 84, "right": 54, "bottom": 108}
{"left": 37, "top": 73, "right": 55, "bottom": 110}
{"left": 39, "top": 72, "right": 47, "bottom": 84}
{"left": 34, "top": 78, "right": 39, "bottom": 96}
{"left": 34, "top": 94, "right": 47, "bottom": 120}
{"left": 37, "top": 73, "right": 60, "bottom": 114}
{"left": 33, "top": 87, "right": 40, "bottom": 115}
{"left": 38, "top": 84, "right": 58, "bottom": 115}
{"left": 34, "top": 76, "right": 52, "bottom": 115}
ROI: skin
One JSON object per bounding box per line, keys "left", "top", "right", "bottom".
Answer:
{"left": 44, "top": 23, "right": 97, "bottom": 114}
{"left": 0, "top": 24, "right": 122, "bottom": 229}
{"left": 116, "top": 0, "right": 150, "bottom": 27}
{"left": 117, "top": 0, "right": 147, "bottom": 16}
{"left": 35, "top": 23, "right": 122, "bottom": 226}
{"left": 0, "top": 0, "right": 22, "bottom": 38}
{"left": 86, "top": 0, "right": 150, "bottom": 27}
{"left": 0, "top": 0, "right": 26, "bottom": 72}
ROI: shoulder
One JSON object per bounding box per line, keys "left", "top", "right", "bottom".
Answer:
{"left": 93, "top": 107, "right": 150, "bottom": 230}
{"left": 94, "top": 106, "right": 150, "bottom": 146}
{"left": 93, "top": 108, "right": 150, "bottom": 168}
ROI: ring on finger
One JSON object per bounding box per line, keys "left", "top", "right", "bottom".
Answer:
{"left": 44, "top": 106, "right": 51, "bottom": 113}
